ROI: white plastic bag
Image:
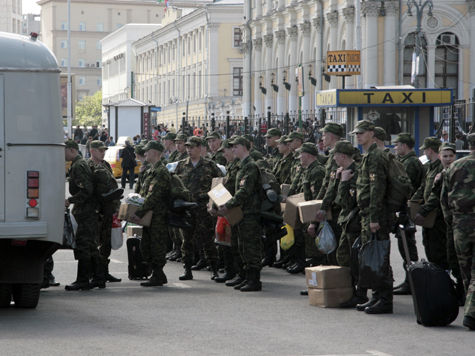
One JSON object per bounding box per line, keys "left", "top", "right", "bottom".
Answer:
{"left": 70, "top": 211, "right": 78, "bottom": 235}
{"left": 315, "top": 221, "right": 337, "bottom": 254}
{"left": 111, "top": 214, "right": 123, "bottom": 250}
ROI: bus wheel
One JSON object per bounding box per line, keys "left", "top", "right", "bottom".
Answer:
{"left": 0, "top": 284, "right": 12, "bottom": 307}
{"left": 12, "top": 284, "right": 41, "bottom": 308}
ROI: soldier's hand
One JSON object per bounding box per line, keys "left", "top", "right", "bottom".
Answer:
{"left": 315, "top": 210, "right": 326, "bottom": 222}
{"left": 414, "top": 213, "right": 425, "bottom": 226}
{"left": 336, "top": 167, "right": 343, "bottom": 179}
{"left": 434, "top": 173, "right": 442, "bottom": 183}
{"left": 340, "top": 169, "right": 354, "bottom": 182}
{"left": 65, "top": 199, "right": 70, "bottom": 208}
{"left": 370, "top": 222, "right": 380, "bottom": 233}
{"left": 307, "top": 223, "right": 317, "bottom": 237}
{"left": 129, "top": 214, "right": 140, "bottom": 223}
{"left": 218, "top": 206, "right": 229, "bottom": 216}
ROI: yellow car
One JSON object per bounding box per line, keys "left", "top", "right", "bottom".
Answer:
{"left": 104, "top": 146, "right": 141, "bottom": 178}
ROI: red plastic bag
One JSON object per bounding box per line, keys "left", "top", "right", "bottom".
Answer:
{"left": 112, "top": 213, "right": 122, "bottom": 228}
{"left": 215, "top": 217, "right": 231, "bottom": 247}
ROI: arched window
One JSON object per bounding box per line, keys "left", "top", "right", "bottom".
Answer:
{"left": 403, "top": 32, "right": 427, "bottom": 87}
{"left": 435, "top": 32, "right": 459, "bottom": 97}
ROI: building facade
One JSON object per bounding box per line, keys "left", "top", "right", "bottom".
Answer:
{"left": 0, "top": 0, "right": 22, "bottom": 34}
{"left": 22, "top": 14, "right": 42, "bottom": 36}
{"left": 38, "top": 0, "right": 165, "bottom": 102}
{"left": 132, "top": 1, "right": 244, "bottom": 130}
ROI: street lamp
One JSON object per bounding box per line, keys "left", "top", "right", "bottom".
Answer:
{"left": 407, "top": 0, "right": 434, "bottom": 87}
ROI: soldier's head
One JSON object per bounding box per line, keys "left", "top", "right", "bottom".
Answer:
{"left": 320, "top": 123, "right": 344, "bottom": 149}
{"left": 351, "top": 120, "right": 375, "bottom": 148}
{"left": 276, "top": 135, "right": 290, "bottom": 155}
{"left": 285, "top": 132, "right": 304, "bottom": 151}
{"left": 200, "top": 137, "right": 208, "bottom": 157}
{"left": 298, "top": 142, "right": 319, "bottom": 168}
{"left": 205, "top": 131, "right": 222, "bottom": 153}
{"left": 174, "top": 134, "right": 187, "bottom": 153}
{"left": 419, "top": 137, "right": 442, "bottom": 162}
{"left": 134, "top": 144, "right": 146, "bottom": 162}
{"left": 163, "top": 132, "right": 177, "bottom": 151}
{"left": 229, "top": 136, "right": 250, "bottom": 160}
{"left": 64, "top": 140, "right": 79, "bottom": 161}
{"left": 265, "top": 128, "right": 282, "bottom": 148}
{"left": 393, "top": 133, "right": 415, "bottom": 156}
{"left": 143, "top": 141, "right": 164, "bottom": 164}
{"left": 439, "top": 142, "right": 456, "bottom": 169}
{"left": 219, "top": 140, "right": 234, "bottom": 163}
{"left": 333, "top": 140, "right": 355, "bottom": 168}
{"left": 90, "top": 140, "right": 108, "bottom": 162}
{"left": 373, "top": 126, "right": 387, "bottom": 149}
{"left": 185, "top": 136, "right": 203, "bottom": 160}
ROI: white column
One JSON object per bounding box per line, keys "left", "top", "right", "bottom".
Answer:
{"left": 301, "top": 20, "right": 311, "bottom": 113}
{"left": 288, "top": 25, "right": 299, "bottom": 114}
{"left": 278, "top": 0, "right": 285, "bottom": 11}
{"left": 362, "top": 1, "right": 379, "bottom": 87}
{"left": 343, "top": 7, "right": 355, "bottom": 88}
{"left": 264, "top": 34, "right": 274, "bottom": 114}
{"left": 208, "top": 23, "right": 219, "bottom": 97}
{"left": 253, "top": 37, "right": 263, "bottom": 116}
{"left": 383, "top": 1, "right": 398, "bottom": 85}
{"left": 242, "top": 42, "right": 251, "bottom": 118}
{"left": 327, "top": 10, "right": 339, "bottom": 89}
{"left": 254, "top": 0, "right": 262, "bottom": 18}
{"left": 427, "top": 44, "right": 436, "bottom": 89}
{"left": 276, "top": 29, "right": 286, "bottom": 117}
{"left": 470, "top": 2, "right": 475, "bottom": 96}
{"left": 266, "top": 0, "right": 273, "bottom": 15}
{"left": 313, "top": 16, "right": 323, "bottom": 91}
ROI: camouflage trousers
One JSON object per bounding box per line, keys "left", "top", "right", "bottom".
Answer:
{"left": 422, "top": 214, "right": 448, "bottom": 270}
{"left": 236, "top": 216, "right": 263, "bottom": 271}
{"left": 73, "top": 211, "right": 100, "bottom": 261}
{"left": 453, "top": 214, "right": 475, "bottom": 319}
{"left": 141, "top": 216, "right": 168, "bottom": 269}
{"left": 97, "top": 203, "right": 116, "bottom": 263}
{"left": 181, "top": 206, "right": 217, "bottom": 266}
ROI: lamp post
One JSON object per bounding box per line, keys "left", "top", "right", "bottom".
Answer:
{"left": 407, "top": 0, "right": 433, "bottom": 88}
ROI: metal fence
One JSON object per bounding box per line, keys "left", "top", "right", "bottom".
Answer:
{"left": 434, "top": 99, "right": 474, "bottom": 146}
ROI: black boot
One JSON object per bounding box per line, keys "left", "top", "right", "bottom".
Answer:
{"left": 240, "top": 269, "right": 262, "bottom": 292}
{"left": 364, "top": 289, "right": 393, "bottom": 314}
{"left": 233, "top": 270, "right": 248, "bottom": 290}
{"left": 215, "top": 268, "right": 236, "bottom": 283}
{"left": 287, "top": 261, "right": 305, "bottom": 274}
{"left": 210, "top": 261, "right": 219, "bottom": 280}
{"left": 300, "top": 289, "right": 308, "bottom": 296}
{"left": 356, "top": 291, "right": 379, "bottom": 311}
{"left": 226, "top": 273, "right": 244, "bottom": 287}
{"left": 141, "top": 268, "right": 165, "bottom": 287}
{"left": 90, "top": 256, "right": 106, "bottom": 289}
{"left": 463, "top": 315, "right": 475, "bottom": 331}
{"left": 191, "top": 259, "right": 207, "bottom": 271}
{"left": 105, "top": 260, "right": 121, "bottom": 283}
{"left": 272, "top": 255, "right": 289, "bottom": 268}
{"left": 340, "top": 288, "right": 368, "bottom": 308}
{"left": 49, "top": 274, "right": 60, "bottom": 287}
{"left": 455, "top": 279, "right": 466, "bottom": 307}
{"left": 179, "top": 264, "right": 193, "bottom": 281}
{"left": 65, "top": 260, "right": 91, "bottom": 291}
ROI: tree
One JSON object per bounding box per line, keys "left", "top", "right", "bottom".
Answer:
{"left": 74, "top": 90, "right": 103, "bottom": 126}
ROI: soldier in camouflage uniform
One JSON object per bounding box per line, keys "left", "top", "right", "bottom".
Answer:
{"left": 176, "top": 136, "right": 222, "bottom": 280}
{"left": 163, "top": 132, "right": 180, "bottom": 163}
{"left": 220, "top": 136, "right": 263, "bottom": 292}
{"left": 272, "top": 135, "right": 294, "bottom": 185}
{"left": 265, "top": 128, "right": 282, "bottom": 170}
{"left": 64, "top": 140, "right": 100, "bottom": 291}
{"left": 392, "top": 133, "right": 424, "bottom": 295}
{"left": 88, "top": 140, "right": 121, "bottom": 285}
{"left": 174, "top": 134, "right": 189, "bottom": 161}
{"left": 130, "top": 141, "right": 172, "bottom": 287}
{"left": 134, "top": 141, "right": 150, "bottom": 195}
{"left": 413, "top": 137, "right": 448, "bottom": 270}
{"left": 352, "top": 121, "right": 393, "bottom": 314}
{"left": 206, "top": 131, "right": 227, "bottom": 166}
{"left": 442, "top": 133, "right": 475, "bottom": 330}
{"left": 373, "top": 127, "right": 389, "bottom": 152}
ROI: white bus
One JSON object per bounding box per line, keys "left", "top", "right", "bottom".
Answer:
{"left": 0, "top": 32, "right": 64, "bottom": 308}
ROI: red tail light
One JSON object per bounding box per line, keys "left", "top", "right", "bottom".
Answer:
{"left": 26, "top": 171, "right": 40, "bottom": 219}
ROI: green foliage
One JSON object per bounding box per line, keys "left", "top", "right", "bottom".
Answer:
{"left": 74, "top": 90, "right": 102, "bottom": 126}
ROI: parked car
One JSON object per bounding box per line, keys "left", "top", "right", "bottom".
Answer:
{"left": 104, "top": 145, "right": 141, "bottom": 178}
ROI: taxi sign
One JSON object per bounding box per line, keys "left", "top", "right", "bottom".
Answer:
{"left": 326, "top": 50, "right": 360, "bottom": 76}
{"left": 316, "top": 90, "right": 337, "bottom": 106}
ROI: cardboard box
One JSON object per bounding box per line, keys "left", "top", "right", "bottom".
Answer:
{"left": 408, "top": 201, "right": 437, "bottom": 228}
{"left": 118, "top": 203, "right": 153, "bottom": 227}
{"left": 305, "top": 265, "right": 352, "bottom": 289}
{"left": 308, "top": 287, "right": 353, "bottom": 308}
{"left": 207, "top": 183, "right": 243, "bottom": 226}
{"left": 298, "top": 200, "right": 322, "bottom": 223}
{"left": 126, "top": 225, "right": 143, "bottom": 238}
{"left": 280, "top": 184, "right": 291, "bottom": 198}
{"left": 283, "top": 193, "right": 305, "bottom": 228}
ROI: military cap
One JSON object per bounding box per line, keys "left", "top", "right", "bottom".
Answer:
{"left": 163, "top": 132, "right": 177, "bottom": 141}
{"left": 392, "top": 133, "right": 415, "bottom": 147}
{"left": 185, "top": 136, "right": 203, "bottom": 147}
{"left": 144, "top": 140, "right": 164, "bottom": 152}
{"left": 140, "top": 139, "right": 149, "bottom": 146}
{"left": 90, "top": 140, "right": 108, "bottom": 150}
{"left": 265, "top": 128, "right": 282, "bottom": 138}
{"left": 468, "top": 133, "right": 475, "bottom": 148}
{"left": 373, "top": 127, "right": 387, "bottom": 141}
{"left": 419, "top": 137, "right": 442, "bottom": 151}
{"left": 229, "top": 136, "right": 250, "bottom": 149}
{"left": 205, "top": 131, "right": 221, "bottom": 140}
{"left": 334, "top": 140, "right": 355, "bottom": 156}
{"left": 285, "top": 131, "right": 305, "bottom": 142}
{"left": 65, "top": 139, "right": 79, "bottom": 150}
{"left": 134, "top": 144, "right": 146, "bottom": 156}
{"left": 298, "top": 142, "right": 319, "bottom": 156}
{"left": 439, "top": 142, "right": 456, "bottom": 153}
{"left": 321, "top": 122, "right": 344, "bottom": 137}
{"left": 217, "top": 139, "right": 232, "bottom": 152}
{"left": 244, "top": 134, "right": 254, "bottom": 143}
{"left": 174, "top": 134, "right": 187, "bottom": 142}
{"left": 351, "top": 120, "right": 375, "bottom": 134}
{"left": 276, "top": 135, "right": 289, "bottom": 144}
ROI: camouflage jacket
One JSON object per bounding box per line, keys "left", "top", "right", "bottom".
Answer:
{"left": 68, "top": 155, "right": 95, "bottom": 215}
{"left": 412, "top": 158, "right": 443, "bottom": 204}
{"left": 135, "top": 161, "right": 151, "bottom": 195}
{"left": 317, "top": 149, "right": 339, "bottom": 211}
{"left": 167, "top": 149, "right": 181, "bottom": 164}
{"left": 397, "top": 151, "right": 424, "bottom": 194}
{"left": 176, "top": 157, "right": 222, "bottom": 205}
{"left": 209, "top": 150, "right": 227, "bottom": 166}
{"left": 266, "top": 147, "right": 282, "bottom": 171}
{"left": 273, "top": 153, "right": 294, "bottom": 185}
{"left": 419, "top": 169, "right": 444, "bottom": 217}
{"left": 87, "top": 159, "right": 120, "bottom": 210}
{"left": 303, "top": 159, "right": 325, "bottom": 201}
{"left": 356, "top": 143, "right": 389, "bottom": 223}
{"left": 443, "top": 153, "right": 475, "bottom": 215}
{"left": 224, "top": 158, "right": 240, "bottom": 195}
{"left": 288, "top": 162, "right": 305, "bottom": 196}
{"left": 335, "top": 161, "right": 359, "bottom": 225}
{"left": 225, "top": 155, "right": 261, "bottom": 215}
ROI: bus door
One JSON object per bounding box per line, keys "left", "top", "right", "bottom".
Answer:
{"left": 0, "top": 75, "right": 4, "bottom": 221}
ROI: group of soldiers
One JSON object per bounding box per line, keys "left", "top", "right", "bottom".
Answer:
{"left": 64, "top": 121, "right": 474, "bottom": 330}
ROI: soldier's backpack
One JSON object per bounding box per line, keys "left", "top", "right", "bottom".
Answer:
{"left": 169, "top": 173, "right": 191, "bottom": 204}
{"left": 257, "top": 166, "right": 282, "bottom": 216}
{"left": 91, "top": 164, "right": 120, "bottom": 203}
{"left": 386, "top": 153, "right": 413, "bottom": 212}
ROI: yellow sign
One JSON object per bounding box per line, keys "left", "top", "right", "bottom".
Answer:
{"left": 338, "top": 90, "right": 452, "bottom": 106}
{"left": 326, "top": 50, "right": 360, "bottom": 76}
{"left": 316, "top": 90, "right": 337, "bottom": 106}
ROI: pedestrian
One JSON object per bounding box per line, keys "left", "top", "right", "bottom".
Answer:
{"left": 120, "top": 140, "right": 137, "bottom": 189}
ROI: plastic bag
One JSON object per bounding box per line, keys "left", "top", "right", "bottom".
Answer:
{"left": 280, "top": 224, "right": 294, "bottom": 251}
{"left": 358, "top": 233, "right": 390, "bottom": 289}
{"left": 350, "top": 236, "right": 362, "bottom": 283}
{"left": 62, "top": 208, "right": 76, "bottom": 249}
{"left": 214, "top": 216, "right": 231, "bottom": 247}
{"left": 111, "top": 214, "right": 123, "bottom": 250}
{"left": 315, "top": 221, "right": 337, "bottom": 254}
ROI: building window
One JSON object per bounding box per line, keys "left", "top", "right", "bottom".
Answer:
{"left": 78, "top": 40, "right": 86, "bottom": 50}
{"left": 199, "top": 32, "right": 202, "bottom": 51}
{"left": 78, "top": 59, "right": 86, "bottom": 67}
{"left": 233, "top": 28, "right": 242, "bottom": 48}
{"left": 116, "top": 24, "right": 123, "bottom": 29}
{"left": 435, "top": 32, "right": 459, "bottom": 97}
{"left": 233, "top": 67, "right": 243, "bottom": 96}
{"left": 61, "top": 22, "right": 67, "bottom": 30}
{"left": 60, "top": 58, "right": 68, "bottom": 66}
{"left": 60, "top": 40, "right": 67, "bottom": 49}
{"left": 97, "top": 78, "right": 101, "bottom": 86}
{"left": 79, "top": 22, "right": 86, "bottom": 31}
{"left": 96, "top": 41, "right": 101, "bottom": 50}
{"left": 78, "top": 77, "right": 86, "bottom": 86}
{"left": 402, "top": 33, "right": 427, "bottom": 88}
{"left": 96, "top": 23, "right": 104, "bottom": 32}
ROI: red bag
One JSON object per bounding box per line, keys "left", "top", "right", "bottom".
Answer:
{"left": 112, "top": 213, "right": 122, "bottom": 228}
{"left": 215, "top": 217, "right": 231, "bottom": 247}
